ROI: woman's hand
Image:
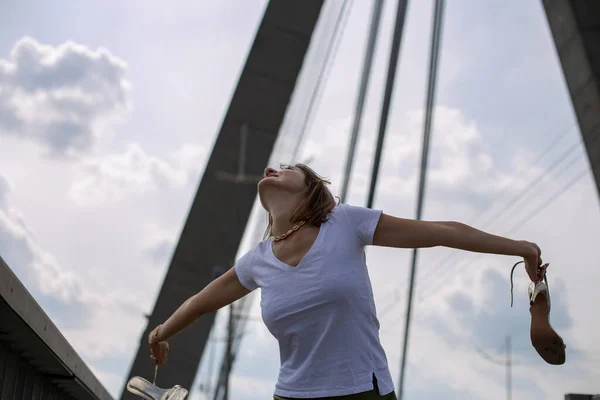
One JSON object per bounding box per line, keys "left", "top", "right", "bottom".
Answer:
{"left": 148, "top": 326, "right": 169, "bottom": 365}
{"left": 522, "top": 241, "right": 547, "bottom": 283}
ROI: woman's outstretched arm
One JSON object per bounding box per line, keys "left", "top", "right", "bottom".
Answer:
{"left": 372, "top": 213, "right": 542, "bottom": 281}
{"left": 148, "top": 267, "right": 251, "bottom": 361}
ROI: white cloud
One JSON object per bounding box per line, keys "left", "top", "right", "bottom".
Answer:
{"left": 302, "top": 106, "right": 515, "bottom": 207}
{"left": 0, "top": 177, "right": 145, "bottom": 305}
{"left": 227, "top": 120, "right": 533, "bottom": 395}
{"left": 0, "top": 203, "right": 150, "bottom": 399}
{"left": 2, "top": 1, "right": 598, "bottom": 399}
{"left": 59, "top": 298, "right": 147, "bottom": 361}
{"left": 89, "top": 366, "right": 125, "bottom": 399}
{"left": 0, "top": 172, "right": 149, "bottom": 399}
{"left": 0, "top": 36, "right": 131, "bottom": 156}
{"left": 0, "top": 34, "right": 211, "bottom": 397}
{"left": 0, "top": 174, "right": 10, "bottom": 208}
{"left": 365, "top": 170, "right": 600, "bottom": 399}
{"left": 0, "top": 193, "right": 83, "bottom": 302}
{"left": 68, "top": 143, "right": 206, "bottom": 206}
{"left": 234, "top": 108, "right": 600, "bottom": 400}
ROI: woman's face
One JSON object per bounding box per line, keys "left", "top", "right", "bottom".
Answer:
{"left": 257, "top": 165, "right": 307, "bottom": 208}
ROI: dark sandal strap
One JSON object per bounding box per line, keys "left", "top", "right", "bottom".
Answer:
{"left": 510, "top": 261, "right": 523, "bottom": 307}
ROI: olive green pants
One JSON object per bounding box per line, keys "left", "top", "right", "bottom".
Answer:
{"left": 273, "top": 375, "right": 397, "bottom": 400}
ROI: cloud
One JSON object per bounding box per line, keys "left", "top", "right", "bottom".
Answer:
{"left": 0, "top": 174, "right": 10, "bottom": 208}
{"left": 146, "top": 238, "right": 173, "bottom": 266}
{"left": 0, "top": 36, "right": 208, "bottom": 397}
{"left": 3, "top": 3, "right": 598, "bottom": 399}
{"left": 378, "top": 261, "right": 589, "bottom": 399}
{"left": 368, "top": 173, "right": 600, "bottom": 399}
{"left": 0, "top": 197, "right": 83, "bottom": 303}
{"left": 0, "top": 172, "right": 149, "bottom": 398}
{"left": 68, "top": 143, "right": 206, "bottom": 206}
{"left": 237, "top": 92, "right": 600, "bottom": 398}
{"left": 229, "top": 102, "right": 551, "bottom": 398}
{"left": 0, "top": 182, "right": 145, "bottom": 313}
{"left": 0, "top": 36, "right": 131, "bottom": 156}
{"left": 423, "top": 266, "right": 575, "bottom": 361}
{"left": 301, "top": 106, "right": 517, "bottom": 211}
{"left": 0, "top": 211, "right": 146, "bottom": 397}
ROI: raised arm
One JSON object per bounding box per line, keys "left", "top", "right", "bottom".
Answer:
{"left": 148, "top": 267, "right": 251, "bottom": 362}
{"left": 372, "top": 213, "right": 543, "bottom": 280}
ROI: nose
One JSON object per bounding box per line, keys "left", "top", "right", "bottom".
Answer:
{"left": 264, "top": 167, "right": 276, "bottom": 177}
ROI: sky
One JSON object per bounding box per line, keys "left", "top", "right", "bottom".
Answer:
{"left": 1, "top": 1, "right": 599, "bottom": 399}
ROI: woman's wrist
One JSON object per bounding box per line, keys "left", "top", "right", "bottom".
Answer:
{"left": 150, "top": 324, "right": 164, "bottom": 344}
{"left": 516, "top": 240, "right": 537, "bottom": 258}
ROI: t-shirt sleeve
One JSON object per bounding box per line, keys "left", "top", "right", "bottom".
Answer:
{"left": 234, "top": 250, "right": 258, "bottom": 291}
{"left": 340, "top": 203, "right": 383, "bottom": 246}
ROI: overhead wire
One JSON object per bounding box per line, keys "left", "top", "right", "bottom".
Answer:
{"left": 211, "top": 2, "right": 354, "bottom": 399}
{"left": 468, "top": 123, "right": 575, "bottom": 228}
{"left": 366, "top": 0, "right": 410, "bottom": 210}
{"left": 377, "top": 288, "right": 403, "bottom": 320}
{"left": 477, "top": 128, "right": 584, "bottom": 229}
{"left": 475, "top": 345, "right": 512, "bottom": 367}
{"left": 374, "top": 123, "right": 579, "bottom": 327}
{"left": 197, "top": 329, "right": 217, "bottom": 396}
{"left": 378, "top": 122, "right": 592, "bottom": 338}
{"left": 378, "top": 149, "right": 594, "bottom": 393}
{"left": 398, "top": 0, "right": 445, "bottom": 398}
{"left": 505, "top": 165, "right": 590, "bottom": 236}
{"left": 419, "top": 162, "right": 592, "bottom": 305}
{"left": 416, "top": 122, "right": 577, "bottom": 285}
{"left": 416, "top": 124, "right": 596, "bottom": 302}
{"left": 290, "top": 0, "right": 354, "bottom": 163}
{"left": 340, "top": 0, "right": 384, "bottom": 203}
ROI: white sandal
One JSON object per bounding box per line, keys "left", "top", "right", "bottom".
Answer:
{"left": 126, "top": 365, "right": 188, "bottom": 400}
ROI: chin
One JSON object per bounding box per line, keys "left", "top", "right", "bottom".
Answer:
{"left": 257, "top": 178, "right": 272, "bottom": 197}
{"left": 257, "top": 178, "right": 281, "bottom": 208}
{"left": 258, "top": 176, "right": 278, "bottom": 188}
{"left": 257, "top": 177, "right": 269, "bottom": 190}
{"left": 257, "top": 185, "right": 269, "bottom": 210}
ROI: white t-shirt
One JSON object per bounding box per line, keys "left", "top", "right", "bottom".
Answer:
{"left": 235, "top": 203, "right": 394, "bottom": 398}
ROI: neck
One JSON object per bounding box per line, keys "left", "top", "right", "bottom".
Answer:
{"left": 266, "top": 193, "right": 302, "bottom": 238}
{"left": 270, "top": 209, "right": 296, "bottom": 239}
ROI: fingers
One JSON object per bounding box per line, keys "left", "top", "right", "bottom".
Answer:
{"left": 150, "top": 353, "right": 166, "bottom": 365}
{"left": 529, "top": 262, "right": 549, "bottom": 283}
{"left": 161, "top": 342, "right": 169, "bottom": 363}
{"left": 529, "top": 242, "right": 544, "bottom": 281}
{"left": 525, "top": 262, "right": 540, "bottom": 283}
{"left": 149, "top": 342, "right": 169, "bottom": 365}
{"left": 539, "top": 262, "right": 549, "bottom": 278}
{"left": 532, "top": 242, "right": 542, "bottom": 265}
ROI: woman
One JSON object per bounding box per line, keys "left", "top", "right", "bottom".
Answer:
{"left": 148, "top": 164, "right": 563, "bottom": 399}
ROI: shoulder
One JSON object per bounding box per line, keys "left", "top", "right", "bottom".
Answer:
{"left": 333, "top": 203, "right": 382, "bottom": 223}
{"left": 329, "top": 203, "right": 383, "bottom": 246}
{"left": 235, "top": 247, "right": 255, "bottom": 270}
{"left": 237, "top": 238, "right": 271, "bottom": 269}
{"left": 238, "top": 240, "right": 270, "bottom": 264}
{"left": 234, "top": 243, "right": 266, "bottom": 291}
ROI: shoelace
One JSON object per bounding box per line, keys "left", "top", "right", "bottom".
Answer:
{"left": 510, "top": 260, "right": 549, "bottom": 307}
